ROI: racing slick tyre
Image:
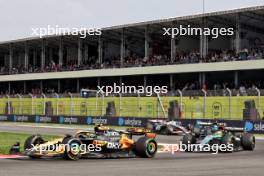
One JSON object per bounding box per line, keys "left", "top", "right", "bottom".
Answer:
{"left": 160, "top": 126, "right": 168, "bottom": 135}
{"left": 182, "top": 134, "right": 196, "bottom": 152}
{"left": 160, "top": 125, "right": 174, "bottom": 135}
{"left": 193, "top": 127, "right": 201, "bottom": 138}
{"left": 135, "top": 137, "right": 157, "bottom": 158}
{"left": 62, "top": 137, "right": 82, "bottom": 160}
{"left": 146, "top": 122, "right": 154, "bottom": 130}
{"left": 241, "top": 133, "right": 255, "bottom": 151}
{"left": 166, "top": 125, "right": 174, "bottom": 135}
{"left": 24, "top": 135, "right": 45, "bottom": 159}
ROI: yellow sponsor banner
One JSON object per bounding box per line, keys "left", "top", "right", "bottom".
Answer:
{"left": 0, "top": 96, "right": 263, "bottom": 120}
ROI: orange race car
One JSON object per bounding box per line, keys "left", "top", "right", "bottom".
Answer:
{"left": 24, "top": 124, "right": 157, "bottom": 160}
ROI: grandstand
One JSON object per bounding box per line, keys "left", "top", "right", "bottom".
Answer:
{"left": 0, "top": 6, "right": 264, "bottom": 120}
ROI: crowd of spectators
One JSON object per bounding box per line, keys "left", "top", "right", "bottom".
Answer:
{"left": 0, "top": 47, "right": 263, "bottom": 75}
{"left": 1, "top": 80, "right": 264, "bottom": 98}
{"left": 170, "top": 80, "right": 264, "bottom": 96}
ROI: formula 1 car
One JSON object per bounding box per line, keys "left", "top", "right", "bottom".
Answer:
{"left": 182, "top": 121, "right": 255, "bottom": 152}
{"left": 23, "top": 124, "right": 158, "bottom": 160}
{"left": 146, "top": 119, "right": 190, "bottom": 135}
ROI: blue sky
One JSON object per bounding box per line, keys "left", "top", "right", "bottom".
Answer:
{"left": 0, "top": 0, "right": 264, "bottom": 41}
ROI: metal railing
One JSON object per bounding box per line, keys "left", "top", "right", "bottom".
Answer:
{"left": 0, "top": 88, "right": 263, "bottom": 120}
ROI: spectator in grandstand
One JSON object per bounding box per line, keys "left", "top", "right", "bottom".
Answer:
{"left": 239, "top": 84, "right": 247, "bottom": 96}
{"left": 2, "top": 47, "right": 263, "bottom": 75}
{"left": 213, "top": 82, "right": 221, "bottom": 90}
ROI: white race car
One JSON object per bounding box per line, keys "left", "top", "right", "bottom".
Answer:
{"left": 146, "top": 120, "right": 190, "bottom": 135}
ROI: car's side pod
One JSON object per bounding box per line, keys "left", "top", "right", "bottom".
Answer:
{"left": 146, "top": 133, "right": 156, "bottom": 139}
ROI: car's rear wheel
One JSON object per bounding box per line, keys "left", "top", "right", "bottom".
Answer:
{"left": 24, "top": 135, "right": 45, "bottom": 158}
{"left": 160, "top": 125, "right": 174, "bottom": 135}
{"left": 135, "top": 137, "right": 157, "bottom": 158}
{"left": 62, "top": 137, "right": 82, "bottom": 160}
{"left": 166, "top": 125, "right": 174, "bottom": 135}
{"left": 241, "top": 133, "right": 255, "bottom": 151}
{"left": 193, "top": 127, "right": 201, "bottom": 138}
{"left": 146, "top": 122, "right": 153, "bottom": 130}
{"left": 182, "top": 134, "right": 196, "bottom": 152}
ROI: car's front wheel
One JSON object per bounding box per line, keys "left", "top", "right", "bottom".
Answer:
{"left": 24, "top": 135, "right": 45, "bottom": 159}
{"left": 135, "top": 137, "right": 157, "bottom": 158}
{"left": 62, "top": 137, "right": 82, "bottom": 160}
{"left": 182, "top": 134, "right": 196, "bottom": 152}
{"left": 241, "top": 133, "right": 255, "bottom": 151}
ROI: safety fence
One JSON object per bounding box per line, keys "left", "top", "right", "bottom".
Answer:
{"left": 0, "top": 90, "right": 263, "bottom": 120}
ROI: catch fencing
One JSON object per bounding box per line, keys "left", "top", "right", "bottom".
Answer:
{"left": 0, "top": 89, "right": 263, "bottom": 120}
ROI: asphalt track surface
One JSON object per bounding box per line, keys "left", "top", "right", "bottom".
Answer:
{"left": 0, "top": 123, "right": 264, "bottom": 176}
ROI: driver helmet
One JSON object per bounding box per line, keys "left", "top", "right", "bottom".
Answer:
{"left": 211, "top": 124, "right": 219, "bottom": 132}
{"left": 94, "top": 124, "right": 103, "bottom": 132}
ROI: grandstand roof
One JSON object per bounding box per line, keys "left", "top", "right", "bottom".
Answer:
{"left": 103, "top": 5, "right": 264, "bottom": 30}
{"left": 0, "top": 5, "right": 264, "bottom": 45}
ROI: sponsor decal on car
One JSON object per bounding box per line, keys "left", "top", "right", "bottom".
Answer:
{"left": 107, "top": 142, "right": 121, "bottom": 149}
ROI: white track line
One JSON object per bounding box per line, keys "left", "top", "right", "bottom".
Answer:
{"left": 1, "top": 123, "right": 264, "bottom": 140}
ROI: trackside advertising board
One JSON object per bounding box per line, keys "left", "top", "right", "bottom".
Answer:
{"left": 0, "top": 115, "right": 263, "bottom": 134}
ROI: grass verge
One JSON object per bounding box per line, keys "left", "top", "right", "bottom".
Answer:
{"left": 0, "top": 132, "right": 60, "bottom": 154}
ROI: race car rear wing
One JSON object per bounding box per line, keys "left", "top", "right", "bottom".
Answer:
{"left": 196, "top": 121, "right": 226, "bottom": 126}
{"left": 225, "top": 127, "right": 245, "bottom": 132}
{"left": 126, "top": 127, "right": 156, "bottom": 138}
{"left": 126, "top": 127, "right": 152, "bottom": 134}
{"left": 196, "top": 121, "right": 244, "bottom": 132}
{"left": 196, "top": 122, "right": 213, "bottom": 126}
